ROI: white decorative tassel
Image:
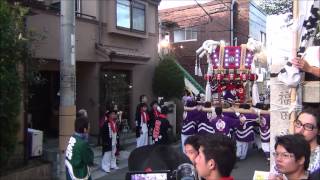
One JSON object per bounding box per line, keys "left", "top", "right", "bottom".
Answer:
{"left": 252, "top": 82, "right": 260, "bottom": 106}
{"left": 205, "top": 80, "right": 211, "bottom": 102}
{"left": 207, "top": 54, "right": 213, "bottom": 76}
{"left": 198, "top": 58, "right": 203, "bottom": 76}
{"left": 195, "top": 56, "right": 198, "bottom": 76}
{"left": 198, "top": 65, "right": 203, "bottom": 76}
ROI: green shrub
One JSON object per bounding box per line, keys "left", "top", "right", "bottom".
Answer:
{"left": 152, "top": 55, "right": 184, "bottom": 100}
{"left": 0, "top": 1, "right": 29, "bottom": 165}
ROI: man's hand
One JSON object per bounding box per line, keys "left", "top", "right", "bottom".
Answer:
{"left": 291, "top": 57, "right": 311, "bottom": 73}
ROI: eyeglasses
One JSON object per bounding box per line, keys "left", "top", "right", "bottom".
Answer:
{"left": 272, "top": 152, "right": 294, "bottom": 159}
{"left": 294, "top": 120, "right": 317, "bottom": 131}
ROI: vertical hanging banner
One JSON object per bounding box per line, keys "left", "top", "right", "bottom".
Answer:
{"left": 267, "top": 13, "right": 293, "bottom": 170}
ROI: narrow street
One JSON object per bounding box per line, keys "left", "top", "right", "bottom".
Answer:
{"left": 96, "top": 142, "right": 269, "bottom": 180}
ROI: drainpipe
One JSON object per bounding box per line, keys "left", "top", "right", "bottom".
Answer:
{"left": 98, "top": 0, "right": 102, "bottom": 45}
{"left": 230, "top": 0, "right": 236, "bottom": 46}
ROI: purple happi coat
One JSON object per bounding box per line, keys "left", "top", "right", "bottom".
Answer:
{"left": 181, "top": 110, "right": 199, "bottom": 135}
{"left": 259, "top": 115, "right": 270, "bottom": 143}
{"left": 209, "top": 113, "right": 240, "bottom": 137}
{"left": 197, "top": 112, "right": 215, "bottom": 135}
{"left": 235, "top": 114, "right": 259, "bottom": 142}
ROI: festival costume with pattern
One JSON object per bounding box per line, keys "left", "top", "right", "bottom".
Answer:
{"left": 65, "top": 133, "right": 94, "bottom": 180}
{"left": 209, "top": 113, "right": 240, "bottom": 137}
{"left": 197, "top": 111, "right": 215, "bottom": 135}
{"left": 136, "top": 108, "right": 150, "bottom": 147}
{"left": 181, "top": 109, "right": 200, "bottom": 152}
{"left": 153, "top": 114, "right": 172, "bottom": 144}
{"left": 258, "top": 115, "right": 270, "bottom": 160}
{"left": 149, "top": 106, "right": 161, "bottom": 143}
{"left": 309, "top": 145, "right": 320, "bottom": 173}
{"left": 235, "top": 113, "right": 258, "bottom": 160}
{"left": 101, "top": 117, "right": 118, "bottom": 173}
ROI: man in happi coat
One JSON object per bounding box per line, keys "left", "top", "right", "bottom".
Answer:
{"left": 209, "top": 107, "right": 242, "bottom": 137}
{"left": 181, "top": 100, "right": 199, "bottom": 153}
{"left": 234, "top": 113, "right": 258, "bottom": 160}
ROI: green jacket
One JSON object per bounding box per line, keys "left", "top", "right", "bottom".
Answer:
{"left": 65, "top": 134, "right": 94, "bottom": 180}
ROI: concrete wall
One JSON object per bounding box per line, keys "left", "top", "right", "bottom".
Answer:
{"left": 25, "top": 0, "right": 160, "bottom": 135}
{"left": 76, "top": 62, "right": 100, "bottom": 134}
{"left": 27, "top": 11, "right": 99, "bottom": 62}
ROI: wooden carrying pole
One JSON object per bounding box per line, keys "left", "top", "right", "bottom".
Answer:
{"left": 184, "top": 106, "right": 270, "bottom": 115}
{"left": 289, "top": 0, "right": 299, "bottom": 133}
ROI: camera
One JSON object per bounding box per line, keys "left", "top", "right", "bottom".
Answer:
{"left": 126, "top": 163, "right": 196, "bottom": 180}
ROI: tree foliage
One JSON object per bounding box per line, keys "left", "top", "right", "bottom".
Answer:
{"left": 152, "top": 55, "right": 185, "bottom": 100}
{"left": 0, "top": 1, "right": 30, "bottom": 165}
{"left": 257, "top": 0, "right": 292, "bottom": 15}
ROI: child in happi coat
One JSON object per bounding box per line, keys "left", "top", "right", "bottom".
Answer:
{"left": 136, "top": 103, "right": 150, "bottom": 147}
{"left": 65, "top": 116, "right": 94, "bottom": 180}
{"left": 101, "top": 110, "right": 119, "bottom": 173}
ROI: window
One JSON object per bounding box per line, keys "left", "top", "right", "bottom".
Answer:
{"left": 75, "top": 0, "right": 81, "bottom": 13}
{"left": 116, "top": 0, "right": 146, "bottom": 32}
{"left": 260, "top": 31, "right": 266, "bottom": 47}
{"left": 173, "top": 28, "right": 197, "bottom": 42}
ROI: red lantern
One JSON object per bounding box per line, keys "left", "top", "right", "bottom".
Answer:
{"left": 240, "top": 73, "right": 248, "bottom": 81}
{"left": 216, "top": 74, "right": 224, "bottom": 81}
{"left": 249, "top": 74, "right": 258, "bottom": 81}
{"left": 204, "top": 74, "right": 213, "bottom": 81}
{"left": 228, "top": 74, "right": 235, "bottom": 81}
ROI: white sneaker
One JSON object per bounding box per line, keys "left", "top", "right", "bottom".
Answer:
{"left": 111, "top": 166, "right": 119, "bottom": 170}
{"left": 102, "top": 168, "right": 110, "bottom": 173}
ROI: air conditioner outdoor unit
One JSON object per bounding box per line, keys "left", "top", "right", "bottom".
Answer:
{"left": 28, "top": 128, "right": 43, "bottom": 157}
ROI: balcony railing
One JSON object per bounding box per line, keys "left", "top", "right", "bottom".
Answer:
{"left": 11, "top": 0, "right": 96, "bottom": 20}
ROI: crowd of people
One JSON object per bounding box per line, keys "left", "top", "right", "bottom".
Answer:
{"left": 181, "top": 104, "right": 319, "bottom": 180}
{"left": 181, "top": 99, "right": 271, "bottom": 162}
{"left": 135, "top": 95, "right": 172, "bottom": 147}
{"left": 63, "top": 93, "right": 319, "bottom": 180}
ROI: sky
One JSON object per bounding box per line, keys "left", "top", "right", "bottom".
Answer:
{"left": 158, "top": 0, "right": 211, "bottom": 10}
{"left": 158, "top": 0, "right": 261, "bottom": 10}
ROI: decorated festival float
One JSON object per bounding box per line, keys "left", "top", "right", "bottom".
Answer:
{"left": 186, "top": 37, "right": 270, "bottom": 115}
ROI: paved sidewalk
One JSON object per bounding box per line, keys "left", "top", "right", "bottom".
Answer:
{"left": 45, "top": 132, "right": 137, "bottom": 180}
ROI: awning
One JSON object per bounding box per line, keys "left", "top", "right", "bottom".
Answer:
{"left": 95, "top": 43, "right": 151, "bottom": 64}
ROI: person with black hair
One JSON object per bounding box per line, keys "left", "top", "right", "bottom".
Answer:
{"left": 65, "top": 116, "right": 94, "bottom": 180}
{"left": 101, "top": 110, "right": 119, "bottom": 173}
{"left": 270, "top": 105, "right": 320, "bottom": 179}
{"left": 153, "top": 106, "right": 172, "bottom": 145}
{"left": 184, "top": 135, "right": 200, "bottom": 165}
{"left": 136, "top": 103, "right": 150, "bottom": 147}
{"left": 184, "top": 135, "right": 201, "bottom": 180}
{"left": 272, "top": 134, "right": 310, "bottom": 180}
{"left": 181, "top": 100, "right": 200, "bottom": 153}
{"left": 294, "top": 105, "right": 320, "bottom": 174}
{"left": 209, "top": 107, "right": 243, "bottom": 137}
{"left": 149, "top": 100, "right": 161, "bottom": 144}
{"left": 195, "top": 133, "right": 237, "bottom": 180}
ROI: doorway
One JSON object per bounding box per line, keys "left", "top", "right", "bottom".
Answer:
{"left": 28, "top": 71, "right": 60, "bottom": 137}
{"left": 100, "top": 70, "right": 132, "bottom": 126}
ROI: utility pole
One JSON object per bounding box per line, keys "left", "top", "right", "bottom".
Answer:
{"left": 59, "top": 0, "right": 76, "bottom": 173}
